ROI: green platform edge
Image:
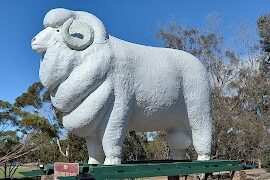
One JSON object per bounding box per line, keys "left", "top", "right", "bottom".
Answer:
{"left": 20, "top": 160, "right": 243, "bottom": 180}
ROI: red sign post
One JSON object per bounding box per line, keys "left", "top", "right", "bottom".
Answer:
{"left": 54, "top": 162, "right": 79, "bottom": 177}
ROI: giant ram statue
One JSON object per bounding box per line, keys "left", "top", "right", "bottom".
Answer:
{"left": 31, "top": 8, "right": 212, "bottom": 165}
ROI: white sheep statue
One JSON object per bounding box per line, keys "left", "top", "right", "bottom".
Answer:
{"left": 31, "top": 8, "right": 212, "bottom": 165}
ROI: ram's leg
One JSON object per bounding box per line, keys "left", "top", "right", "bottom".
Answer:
{"left": 167, "top": 130, "right": 192, "bottom": 160}
{"left": 185, "top": 102, "right": 212, "bottom": 161}
{"left": 85, "top": 136, "right": 105, "bottom": 164}
{"left": 183, "top": 67, "right": 212, "bottom": 160}
{"left": 101, "top": 99, "right": 131, "bottom": 165}
{"left": 185, "top": 96, "right": 212, "bottom": 160}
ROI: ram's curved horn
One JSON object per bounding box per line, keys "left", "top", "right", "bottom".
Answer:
{"left": 62, "top": 18, "right": 94, "bottom": 51}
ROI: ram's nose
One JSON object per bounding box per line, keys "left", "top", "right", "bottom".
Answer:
{"left": 31, "top": 37, "right": 36, "bottom": 43}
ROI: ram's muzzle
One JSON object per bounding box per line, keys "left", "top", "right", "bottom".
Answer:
{"left": 31, "top": 27, "right": 55, "bottom": 53}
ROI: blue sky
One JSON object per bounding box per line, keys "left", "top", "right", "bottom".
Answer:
{"left": 0, "top": 0, "right": 270, "bottom": 103}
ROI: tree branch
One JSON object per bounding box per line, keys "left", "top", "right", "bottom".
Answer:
{"left": 56, "top": 138, "right": 68, "bottom": 158}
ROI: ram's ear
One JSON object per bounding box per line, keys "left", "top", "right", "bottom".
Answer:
{"left": 62, "top": 18, "right": 94, "bottom": 51}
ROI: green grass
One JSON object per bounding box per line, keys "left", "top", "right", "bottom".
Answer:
{"left": 0, "top": 166, "right": 36, "bottom": 179}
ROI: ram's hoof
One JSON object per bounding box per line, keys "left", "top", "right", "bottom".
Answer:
{"left": 88, "top": 157, "right": 102, "bottom": 164}
{"left": 104, "top": 156, "right": 121, "bottom": 165}
{"left": 197, "top": 155, "right": 210, "bottom": 161}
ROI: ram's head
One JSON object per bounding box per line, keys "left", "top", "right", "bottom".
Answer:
{"left": 31, "top": 9, "right": 94, "bottom": 52}
{"left": 31, "top": 8, "right": 108, "bottom": 94}
{"left": 31, "top": 8, "right": 111, "bottom": 113}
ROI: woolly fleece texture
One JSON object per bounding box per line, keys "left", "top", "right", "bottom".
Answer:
{"left": 31, "top": 8, "right": 212, "bottom": 165}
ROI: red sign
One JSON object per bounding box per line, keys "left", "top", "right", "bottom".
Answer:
{"left": 54, "top": 162, "right": 79, "bottom": 177}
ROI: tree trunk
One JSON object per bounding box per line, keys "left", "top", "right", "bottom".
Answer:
{"left": 258, "top": 158, "right": 262, "bottom": 169}
{"left": 4, "top": 163, "right": 7, "bottom": 178}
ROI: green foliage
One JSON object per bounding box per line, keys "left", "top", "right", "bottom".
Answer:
{"left": 0, "top": 100, "right": 21, "bottom": 163}
{"left": 257, "top": 14, "right": 270, "bottom": 53}
{"left": 0, "top": 100, "right": 19, "bottom": 134}
{"left": 20, "top": 114, "right": 57, "bottom": 138}
{"left": 0, "top": 82, "right": 62, "bottom": 167}
{"left": 122, "top": 132, "right": 171, "bottom": 161}
{"left": 146, "top": 132, "right": 169, "bottom": 160}
{"left": 0, "top": 131, "right": 19, "bottom": 157}
{"left": 67, "top": 133, "right": 88, "bottom": 162}
{"left": 15, "top": 82, "right": 44, "bottom": 109}
{"left": 123, "top": 131, "right": 148, "bottom": 161}
{"left": 15, "top": 81, "right": 62, "bottom": 130}
{"left": 25, "top": 138, "right": 59, "bottom": 164}
{"left": 257, "top": 15, "right": 270, "bottom": 83}
{"left": 262, "top": 153, "right": 270, "bottom": 172}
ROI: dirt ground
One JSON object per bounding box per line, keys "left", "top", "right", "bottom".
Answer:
{"left": 240, "top": 168, "right": 270, "bottom": 180}
{"left": 37, "top": 168, "right": 270, "bottom": 180}
{"left": 132, "top": 169, "right": 270, "bottom": 180}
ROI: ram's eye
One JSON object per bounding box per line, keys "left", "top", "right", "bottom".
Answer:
{"left": 56, "top": 29, "right": 60, "bottom": 32}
